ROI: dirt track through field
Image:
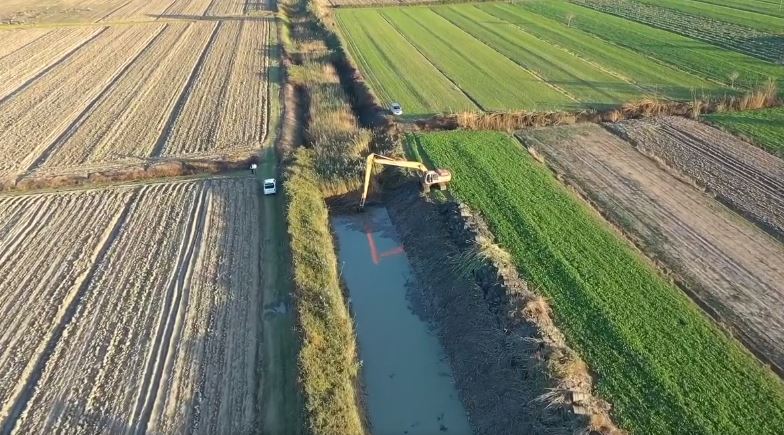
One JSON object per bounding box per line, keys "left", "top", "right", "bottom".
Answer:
{"left": 607, "top": 117, "right": 784, "bottom": 240}
{"left": 0, "top": 178, "right": 262, "bottom": 433}
{"left": 522, "top": 124, "right": 784, "bottom": 374}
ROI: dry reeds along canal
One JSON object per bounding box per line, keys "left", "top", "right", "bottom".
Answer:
{"left": 332, "top": 207, "right": 471, "bottom": 435}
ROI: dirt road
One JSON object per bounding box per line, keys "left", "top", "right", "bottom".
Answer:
{"left": 522, "top": 124, "right": 784, "bottom": 374}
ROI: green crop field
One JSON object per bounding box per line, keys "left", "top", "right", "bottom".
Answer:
{"left": 408, "top": 130, "right": 784, "bottom": 434}
{"left": 520, "top": 1, "right": 784, "bottom": 90}
{"left": 692, "top": 0, "right": 784, "bottom": 19}
{"left": 705, "top": 107, "right": 784, "bottom": 159}
{"left": 632, "top": 0, "right": 784, "bottom": 33}
{"left": 333, "top": 0, "right": 776, "bottom": 116}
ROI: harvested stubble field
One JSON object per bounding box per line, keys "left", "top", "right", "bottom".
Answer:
{"left": 705, "top": 107, "right": 784, "bottom": 159}
{"left": 0, "top": 178, "right": 263, "bottom": 433}
{"left": 521, "top": 123, "right": 784, "bottom": 375}
{"left": 607, "top": 117, "right": 784, "bottom": 240}
{"left": 0, "top": 18, "right": 272, "bottom": 183}
{"left": 0, "top": 0, "right": 267, "bottom": 24}
{"left": 410, "top": 130, "right": 784, "bottom": 434}
{"left": 334, "top": 1, "right": 732, "bottom": 116}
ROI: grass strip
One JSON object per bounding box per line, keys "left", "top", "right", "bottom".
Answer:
{"left": 284, "top": 148, "right": 364, "bottom": 434}
{"left": 411, "top": 130, "right": 784, "bottom": 434}
{"left": 704, "top": 107, "right": 784, "bottom": 159}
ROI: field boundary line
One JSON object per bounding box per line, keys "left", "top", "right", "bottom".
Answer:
{"left": 689, "top": 0, "right": 784, "bottom": 20}
{"left": 377, "top": 10, "right": 486, "bottom": 111}
{"left": 0, "top": 27, "right": 109, "bottom": 106}
{"left": 151, "top": 21, "right": 222, "bottom": 157}
{"left": 130, "top": 183, "right": 209, "bottom": 434}
{"left": 19, "top": 24, "right": 172, "bottom": 176}
{"left": 0, "top": 188, "right": 139, "bottom": 434}
{"left": 429, "top": 6, "right": 581, "bottom": 105}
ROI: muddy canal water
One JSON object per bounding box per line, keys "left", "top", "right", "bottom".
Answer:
{"left": 332, "top": 207, "right": 471, "bottom": 435}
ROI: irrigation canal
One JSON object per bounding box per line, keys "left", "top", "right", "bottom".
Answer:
{"left": 332, "top": 207, "right": 471, "bottom": 434}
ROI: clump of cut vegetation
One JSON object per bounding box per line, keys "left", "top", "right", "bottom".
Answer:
{"left": 410, "top": 130, "right": 784, "bottom": 434}
{"left": 284, "top": 149, "right": 364, "bottom": 435}
{"left": 705, "top": 107, "right": 784, "bottom": 159}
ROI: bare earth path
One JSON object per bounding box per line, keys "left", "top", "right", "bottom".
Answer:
{"left": 521, "top": 124, "right": 784, "bottom": 375}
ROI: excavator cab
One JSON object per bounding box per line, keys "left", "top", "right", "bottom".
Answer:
{"left": 422, "top": 169, "right": 452, "bottom": 193}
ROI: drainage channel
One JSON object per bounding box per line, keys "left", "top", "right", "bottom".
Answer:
{"left": 332, "top": 206, "right": 471, "bottom": 435}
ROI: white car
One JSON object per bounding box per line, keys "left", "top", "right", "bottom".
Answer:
{"left": 390, "top": 102, "right": 403, "bottom": 116}
{"left": 263, "top": 178, "right": 277, "bottom": 195}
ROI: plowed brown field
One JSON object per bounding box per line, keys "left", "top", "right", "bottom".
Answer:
{"left": 521, "top": 124, "right": 784, "bottom": 374}
{"left": 607, "top": 117, "right": 784, "bottom": 240}
{"left": 0, "top": 178, "right": 262, "bottom": 433}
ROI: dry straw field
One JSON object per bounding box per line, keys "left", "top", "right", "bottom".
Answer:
{"left": 0, "top": 2, "right": 273, "bottom": 187}
{"left": 0, "top": 178, "right": 263, "bottom": 433}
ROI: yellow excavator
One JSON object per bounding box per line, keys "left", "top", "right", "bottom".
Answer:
{"left": 359, "top": 153, "right": 452, "bottom": 210}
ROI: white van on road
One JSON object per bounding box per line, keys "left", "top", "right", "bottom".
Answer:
{"left": 263, "top": 178, "right": 277, "bottom": 195}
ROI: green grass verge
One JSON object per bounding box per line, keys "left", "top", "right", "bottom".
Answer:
{"left": 285, "top": 148, "right": 364, "bottom": 434}
{"left": 409, "top": 130, "right": 784, "bottom": 434}
{"left": 334, "top": 8, "right": 477, "bottom": 115}
{"left": 431, "top": 5, "right": 639, "bottom": 109}
{"left": 704, "top": 107, "right": 784, "bottom": 159}
{"left": 518, "top": 0, "right": 783, "bottom": 91}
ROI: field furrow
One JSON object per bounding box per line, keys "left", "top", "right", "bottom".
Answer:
{"left": 100, "top": 0, "right": 177, "bottom": 21}
{"left": 607, "top": 117, "right": 784, "bottom": 239}
{"left": 0, "top": 28, "right": 50, "bottom": 60}
{"left": 205, "top": 0, "right": 246, "bottom": 16}
{"left": 381, "top": 7, "right": 571, "bottom": 111}
{"left": 162, "top": 20, "right": 268, "bottom": 156}
{"left": 0, "top": 188, "right": 135, "bottom": 427}
{"left": 35, "top": 22, "right": 216, "bottom": 175}
{"left": 0, "top": 178, "right": 262, "bottom": 433}
{"left": 523, "top": 123, "right": 784, "bottom": 373}
{"left": 0, "top": 27, "right": 103, "bottom": 101}
{"left": 0, "top": 24, "right": 164, "bottom": 180}
{"left": 665, "top": 0, "right": 784, "bottom": 23}
{"left": 167, "top": 0, "right": 214, "bottom": 16}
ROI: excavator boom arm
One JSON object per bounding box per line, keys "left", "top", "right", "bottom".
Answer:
{"left": 359, "top": 154, "right": 430, "bottom": 209}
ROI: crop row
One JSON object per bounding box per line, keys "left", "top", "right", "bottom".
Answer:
{"left": 573, "top": 0, "right": 784, "bottom": 63}
{"left": 686, "top": 0, "right": 784, "bottom": 20}
{"left": 519, "top": 1, "right": 783, "bottom": 91}
{"left": 704, "top": 107, "right": 784, "bottom": 159}
{"left": 410, "top": 130, "right": 784, "bottom": 434}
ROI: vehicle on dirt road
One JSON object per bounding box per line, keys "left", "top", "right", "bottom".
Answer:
{"left": 263, "top": 178, "right": 277, "bottom": 195}
{"left": 390, "top": 102, "right": 403, "bottom": 116}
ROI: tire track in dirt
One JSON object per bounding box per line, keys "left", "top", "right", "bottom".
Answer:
{"left": 0, "top": 188, "right": 138, "bottom": 434}
{"left": 151, "top": 22, "right": 223, "bottom": 157}
{"left": 0, "top": 27, "right": 107, "bottom": 105}
{"left": 130, "top": 182, "right": 209, "bottom": 434}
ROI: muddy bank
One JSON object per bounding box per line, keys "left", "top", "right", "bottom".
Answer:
{"left": 383, "top": 181, "right": 619, "bottom": 434}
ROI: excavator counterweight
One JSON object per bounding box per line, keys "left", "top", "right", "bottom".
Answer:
{"left": 359, "top": 153, "right": 452, "bottom": 210}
